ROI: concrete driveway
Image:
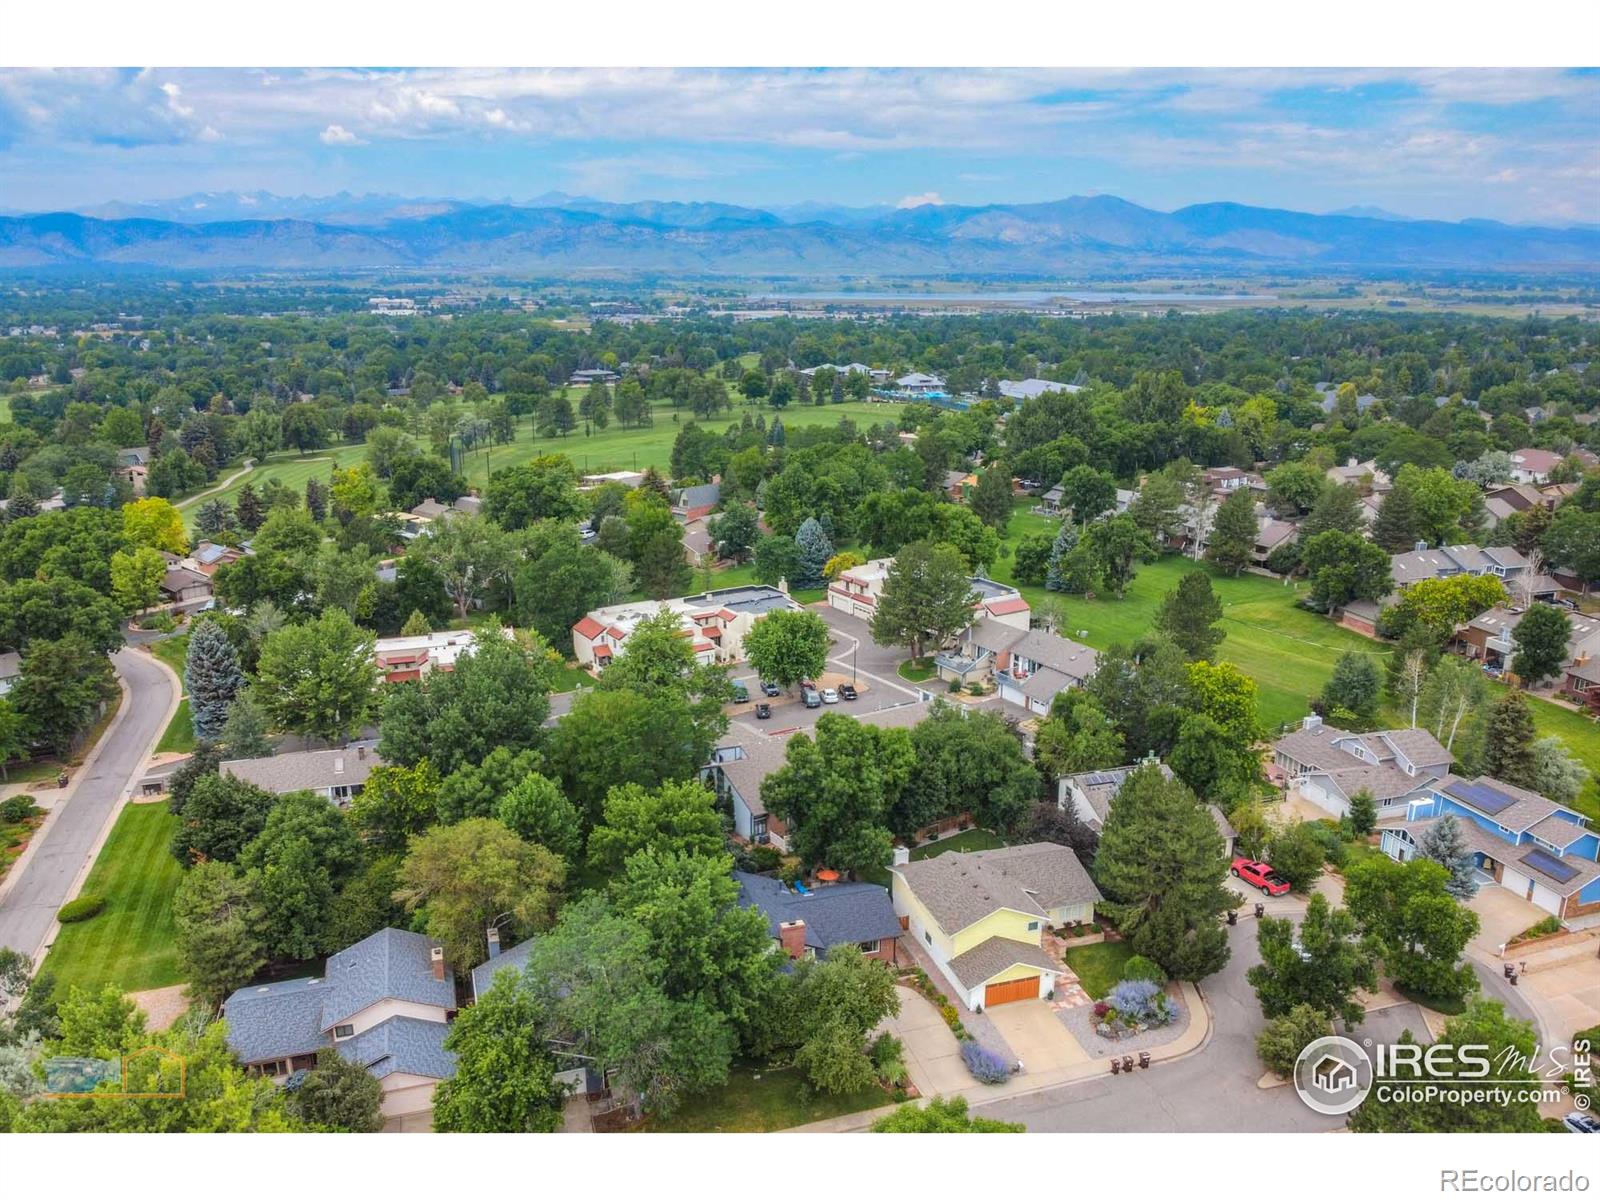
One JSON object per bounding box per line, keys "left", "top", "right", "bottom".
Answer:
{"left": 880, "top": 985, "right": 969, "bottom": 1095}
{"left": 1467, "top": 882, "right": 1551, "bottom": 957}
{"left": 986, "top": 1001, "right": 1090, "bottom": 1074}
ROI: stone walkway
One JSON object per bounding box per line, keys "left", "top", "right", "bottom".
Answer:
{"left": 1040, "top": 930, "right": 1093, "bottom": 1008}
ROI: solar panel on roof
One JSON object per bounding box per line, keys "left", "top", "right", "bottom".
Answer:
{"left": 1521, "top": 847, "right": 1579, "bottom": 885}
{"left": 1447, "top": 781, "right": 1516, "bottom": 816}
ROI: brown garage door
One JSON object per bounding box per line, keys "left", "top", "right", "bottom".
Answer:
{"left": 984, "top": 976, "right": 1039, "bottom": 1007}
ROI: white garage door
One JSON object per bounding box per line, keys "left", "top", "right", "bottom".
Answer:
{"left": 999, "top": 683, "right": 1025, "bottom": 707}
{"left": 1500, "top": 868, "right": 1532, "bottom": 900}
{"left": 1530, "top": 882, "right": 1563, "bottom": 916}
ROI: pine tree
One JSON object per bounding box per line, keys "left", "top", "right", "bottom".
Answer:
{"left": 185, "top": 619, "right": 246, "bottom": 743}
{"left": 1045, "top": 521, "right": 1079, "bottom": 592}
{"left": 304, "top": 477, "right": 328, "bottom": 523}
{"left": 401, "top": 609, "right": 432, "bottom": 637}
{"left": 1347, "top": 789, "right": 1378, "bottom": 838}
{"left": 1156, "top": 571, "right": 1225, "bottom": 660}
{"left": 1372, "top": 484, "right": 1421, "bottom": 553}
{"left": 767, "top": 416, "right": 785, "bottom": 446}
{"left": 195, "top": 498, "right": 234, "bottom": 540}
{"left": 1207, "top": 488, "right": 1257, "bottom": 576}
{"left": 1510, "top": 604, "right": 1571, "bottom": 686}
{"left": 1298, "top": 483, "right": 1364, "bottom": 540}
{"left": 219, "top": 690, "right": 275, "bottom": 759}
{"left": 970, "top": 465, "right": 1014, "bottom": 532}
{"left": 1320, "top": 652, "right": 1382, "bottom": 726}
{"left": 1482, "top": 691, "right": 1537, "bottom": 787}
{"left": 1418, "top": 815, "right": 1479, "bottom": 899}
{"left": 793, "top": 517, "right": 833, "bottom": 589}
{"left": 234, "top": 483, "right": 264, "bottom": 534}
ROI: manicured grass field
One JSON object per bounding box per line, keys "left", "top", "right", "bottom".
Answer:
{"left": 1062, "top": 942, "right": 1136, "bottom": 1000}
{"left": 180, "top": 444, "right": 370, "bottom": 528}
{"left": 148, "top": 635, "right": 194, "bottom": 755}
{"left": 44, "top": 802, "right": 185, "bottom": 995}
{"left": 549, "top": 662, "right": 593, "bottom": 694}
{"left": 639, "top": 1063, "right": 886, "bottom": 1132}
{"left": 898, "top": 658, "right": 937, "bottom": 682}
{"left": 910, "top": 828, "right": 1008, "bottom": 859}
{"left": 464, "top": 396, "right": 903, "bottom": 488}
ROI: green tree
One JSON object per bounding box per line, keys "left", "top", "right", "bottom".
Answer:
{"left": 238, "top": 791, "right": 363, "bottom": 959}
{"left": 1371, "top": 481, "right": 1421, "bottom": 552}
{"left": 121, "top": 496, "right": 189, "bottom": 555}
{"left": 171, "top": 860, "right": 266, "bottom": 1006}
{"left": 498, "top": 772, "right": 584, "bottom": 863}
{"left": 1207, "top": 487, "right": 1257, "bottom": 576}
{"left": 512, "top": 537, "right": 631, "bottom": 655}
{"left": 396, "top": 818, "right": 566, "bottom": 970}
{"left": 1265, "top": 821, "right": 1326, "bottom": 892}
{"left": 870, "top": 540, "right": 977, "bottom": 659}
{"left": 969, "top": 465, "right": 1014, "bottom": 531}
{"left": 1344, "top": 856, "right": 1479, "bottom": 1004}
{"left": 1034, "top": 693, "right": 1123, "bottom": 781}
{"left": 627, "top": 495, "right": 692, "bottom": 599}
{"left": 185, "top": 619, "right": 245, "bottom": 742}
{"left": 432, "top": 971, "right": 566, "bottom": 1133}
{"left": 1092, "top": 765, "right": 1232, "bottom": 980}
{"left": 1255, "top": 1004, "right": 1332, "bottom": 1078}
{"left": 587, "top": 779, "right": 724, "bottom": 875}
{"left": 414, "top": 513, "right": 512, "bottom": 619}
{"left": 548, "top": 689, "right": 714, "bottom": 826}
{"left": 904, "top": 704, "right": 1039, "bottom": 836}
{"left": 108, "top": 546, "right": 165, "bottom": 613}
{"left": 1010, "top": 532, "right": 1053, "bottom": 587}
{"left": 1481, "top": 690, "right": 1537, "bottom": 787}
{"left": 1060, "top": 465, "right": 1116, "bottom": 526}
{"left": 1417, "top": 814, "right": 1479, "bottom": 900}
{"left": 1320, "top": 651, "right": 1382, "bottom": 727}
{"left": 1301, "top": 530, "right": 1391, "bottom": 611}
{"left": 1530, "top": 736, "right": 1590, "bottom": 806}
{"left": 348, "top": 760, "right": 442, "bottom": 852}
{"left": 1247, "top": 893, "right": 1376, "bottom": 1026}
{"left": 285, "top": 1049, "right": 385, "bottom": 1132}
{"left": 789, "top": 946, "right": 901, "bottom": 1094}
{"left": 1510, "top": 604, "right": 1570, "bottom": 685}
{"left": 708, "top": 503, "right": 760, "bottom": 562}
{"left": 1348, "top": 788, "right": 1378, "bottom": 838}
{"left": 793, "top": 517, "right": 834, "bottom": 589}
{"left": 10, "top": 636, "right": 118, "bottom": 756}
{"left": 484, "top": 456, "right": 582, "bottom": 530}
{"left": 1156, "top": 571, "right": 1224, "bottom": 660}
{"left": 1083, "top": 514, "right": 1154, "bottom": 597}
{"left": 435, "top": 746, "right": 543, "bottom": 825}
{"left": 742, "top": 608, "right": 831, "bottom": 689}
{"left": 254, "top": 608, "right": 376, "bottom": 745}
{"left": 872, "top": 1095, "right": 1025, "bottom": 1132}
{"left": 751, "top": 533, "right": 803, "bottom": 587}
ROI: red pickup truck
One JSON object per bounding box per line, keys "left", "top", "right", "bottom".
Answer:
{"left": 1231, "top": 857, "right": 1291, "bottom": 896}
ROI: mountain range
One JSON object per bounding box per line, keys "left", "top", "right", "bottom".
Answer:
{"left": 0, "top": 192, "right": 1595, "bottom": 276}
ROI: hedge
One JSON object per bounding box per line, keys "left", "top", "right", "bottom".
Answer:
{"left": 57, "top": 895, "right": 106, "bottom": 923}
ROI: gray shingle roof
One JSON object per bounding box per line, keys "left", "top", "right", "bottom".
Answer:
{"left": 946, "top": 935, "right": 1063, "bottom": 990}
{"left": 1062, "top": 762, "right": 1176, "bottom": 827}
{"left": 221, "top": 742, "right": 382, "bottom": 795}
{"left": 1208, "top": 804, "right": 1237, "bottom": 842}
{"left": 337, "top": 1015, "right": 456, "bottom": 1081}
{"left": 470, "top": 936, "right": 537, "bottom": 1002}
{"left": 222, "top": 976, "right": 331, "bottom": 1065}
{"left": 892, "top": 842, "right": 1101, "bottom": 934}
{"left": 1379, "top": 728, "right": 1452, "bottom": 769}
{"left": 321, "top": 928, "right": 455, "bottom": 1030}
{"left": 674, "top": 482, "right": 721, "bottom": 509}
{"left": 0, "top": 651, "right": 20, "bottom": 680}
{"left": 1526, "top": 814, "right": 1591, "bottom": 850}
{"left": 734, "top": 872, "right": 903, "bottom": 952}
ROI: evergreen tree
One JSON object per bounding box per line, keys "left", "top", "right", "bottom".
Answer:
{"left": 970, "top": 465, "right": 1014, "bottom": 531}
{"left": 1044, "top": 521, "right": 1079, "bottom": 592}
{"left": 285, "top": 1050, "right": 384, "bottom": 1132}
{"left": 195, "top": 498, "right": 234, "bottom": 540}
{"left": 1482, "top": 691, "right": 1537, "bottom": 787}
{"left": 304, "top": 477, "right": 328, "bottom": 523}
{"left": 234, "top": 483, "right": 265, "bottom": 533}
{"left": 218, "top": 690, "right": 274, "bottom": 759}
{"left": 1372, "top": 483, "right": 1421, "bottom": 553}
{"left": 1156, "top": 571, "right": 1225, "bottom": 660}
{"left": 1207, "top": 487, "right": 1257, "bottom": 576}
{"left": 1297, "top": 483, "right": 1364, "bottom": 540}
{"left": 185, "top": 619, "right": 245, "bottom": 742}
{"left": 793, "top": 517, "right": 833, "bottom": 589}
{"left": 172, "top": 860, "right": 266, "bottom": 1005}
{"left": 767, "top": 417, "right": 785, "bottom": 446}
{"left": 1347, "top": 789, "right": 1378, "bottom": 838}
{"left": 400, "top": 609, "right": 432, "bottom": 637}
{"left": 1418, "top": 815, "right": 1479, "bottom": 899}
{"left": 1320, "top": 652, "right": 1382, "bottom": 727}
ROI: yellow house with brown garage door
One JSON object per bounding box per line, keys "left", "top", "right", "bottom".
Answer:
{"left": 889, "top": 842, "right": 1101, "bottom": 1011}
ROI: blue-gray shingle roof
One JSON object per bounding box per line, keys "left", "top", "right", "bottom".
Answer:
{"left": 337, "top": 1015, "right": 456, "bottom": 1082}
{"left": 222, "top": 976, "right": 333, "bottom": 1065}
{"left": 320, "top": 928, "right": 456, "bottom": 1030}
{"left": 734, "top": 872, "right": 903, "bottom": 953}
{"left": 469, "top": 936, "right": 537, "bottom": 1002}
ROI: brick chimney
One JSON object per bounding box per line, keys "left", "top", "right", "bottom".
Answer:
{"left": 430, "top": 945, "right": 445, "bottom": 981}
{"left": 778, "top": 919, "right": 807, "bottom": 960}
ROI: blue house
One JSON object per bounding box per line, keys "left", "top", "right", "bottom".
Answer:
{"left": 1380, "top": 775, "right": 1600, "bottom": 924}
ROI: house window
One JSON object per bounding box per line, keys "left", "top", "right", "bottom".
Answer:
{"left": 924, "top": 931, "right": 932, "bottom": 945}
{"left": 1027, "top": 921, "right": 1040, "bottom": 931}
{"left": 333, "top": 1024, "right": 354, "bottom": 1039}
{"left": 858, "top": 940, "right": 880, "bottom": 954}
{"left": 262, "top": 1060, "right": 284, "bottom": 1076}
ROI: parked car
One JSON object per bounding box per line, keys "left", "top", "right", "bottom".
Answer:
{"left": 838, "top": 683, "right": 858, "bottom": 701}
{"left": 731, "top": 681, "right": 750, "bottom": 702}
{"left": 801, "top": 679, "right": 818, "bottom": 692}
{"left": 821, "top": 687, "right": 839, "bottom": 704}
{"left": 801, "top": 688, "right": 822, "bottom": 709}
{"left": 761, "top": 680, "right": 781, "bottom": 697}
{"left": 754, "top": 702, "right": 772, "bottom": 720}
{"left": 1231, "top": 857, "right": 1291, "bottom": 896}
{"left": 1563, "top": 1112, "right": 1599, "bottom": 1133}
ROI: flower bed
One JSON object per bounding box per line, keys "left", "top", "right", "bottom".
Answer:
{"left": 900, "top": 965, "right": 971, "bottom": 1041}
{"left": 1091, "top": 980, "right": 1174, "bottom": 1041}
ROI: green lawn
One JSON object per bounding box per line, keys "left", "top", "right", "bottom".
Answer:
{"left": 148, "top": 635, "right": 193, "bottom": 754}
{"left": 44, "top": 802, "right": 185, "bottom": 995}
{"left": 898, "top": 657, "right": 937, "bottom": 682}
{"left": 549, "top": 662, "right": 593, "bottom": 694}
{"left": 179, "top": 444, "right": 371, "bottom": 528}
{"left": 1062, "top": 942, "right": 1136, "bottom": 1000}
{"left": 910, "top": 828, "right": 1008, "bottom": 859}
{"left": 639, "top": 1063, "right": 886, "bottom": 1132}
{"left": 703, "top": 559, "right": 825, "bottom": 605}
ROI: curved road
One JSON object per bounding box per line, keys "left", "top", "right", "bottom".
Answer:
{"left": 0, "top": 647, "right": 177, "bottom": 968}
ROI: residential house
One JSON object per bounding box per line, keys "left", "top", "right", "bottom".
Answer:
{"left": 221, "top": 742, "right": 382, "bottom": 805}
{"left": 159, "top": 565, "right": 212, "bottom": 605}
{"left": 188, "top": 542, "right": 243, "bottom": 576}
{"left": 889, "top": 843, "right": 1101, "bottom": 1009}
{"left": 1253, "top": 517, "right": 1300, "bottom": 567}
{"left": 572, "top": 584, "right": 801, "bottom": 673}
{"left": 936, "top": 620, "right": 1098, "bottom": 714}
{"left": 734, "top": 871, "right": 904, "bottom": 965}
{"left": 799, "top": 362, "right": 877, "bottom": 379}
{"left": 1271, "top": 716, "right": 1451, "bottom": 822}
{"left": 469, "top": 931, "right": 602, "bottom": 1096}
{"left": 1381, "top": 776, "right": 1600, "bottom": 923}
{"left": 706, "top": 727, "right": 794, "bottom": 851}
{"left": 1388, "top": 544, "right": 1528, "bottom": 590}
{"left": 1315, "top": 385, "right": 1379, "bottom": 416}
{"left": 1483, "top": 482, "right": 1551, "bottom": 532}
{"left": 1057, "top": 761, "right": 1237, "bottom": 857}
{"left": 943, "top": 469, "right": 979, "bottom": 500}
{"left": 1452, "top": 605, "right": 1600, "bottom": 676}
{"left": 373, "top": 629, "right": 485, "bottom": 684}
{"left": 998, "top": 378, "right": 1082, "bottom": 401}
{"left": 222, "top": 928, "right": 457, "bottom": 1130}
{"left": 894, "top": 372, "right": 946, "bottom": 395}
{"left": 568, "top": 368, "right": 619, "bottom": 386}
{"left": 1509, "top": 448, "right": 1563, "bottom": 485}
{"left": 1326, "top": 458, "right": 1392, "bottom": 495}
{"left": 1201, "top": 466, "right": 1249, "bottom": 493}
{"left": 827, "top": 557, "right": 1030, "bottom": 628}
{"left": 0, "top": 651, "right": 20, "bottom": 696}
{"left": 1033, "top": 484, "right": 1066, "bottom": 516}
{"left": 680, "top": 518, "right": 713, "bottom": 567}
{"left": 671, "top": 482, "right": 721, "bottom": 521}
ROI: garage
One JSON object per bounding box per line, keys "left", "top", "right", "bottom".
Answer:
{"left": 1530, "top": 881, "right": 1564, "bottom": 916}
{"left": 984, "top": 975, "right": 1041, "bottom": 1007}
{"left": 1501, "top": 867, "right": 1533, "bottom": 901}
{"left": 998, "top": 682, "right": 1025, "bottom": 708}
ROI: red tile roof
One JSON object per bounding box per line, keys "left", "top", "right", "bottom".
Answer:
{"left": 572, "top": 616, "right": 605, "bottom": 640}
{"left": 984, "top": 596, "right": 1031, "bottom": 616}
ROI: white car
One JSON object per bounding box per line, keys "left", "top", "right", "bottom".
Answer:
{"left": 1563, "top": 1112, "right": 1599, "bottom": 1133}
{"left": 821, "top": 687, "right": 840, "bottom": 704}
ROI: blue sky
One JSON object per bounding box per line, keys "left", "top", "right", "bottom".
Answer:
{"left": 0, "top": 68, "right": 1595, "bottom": 223}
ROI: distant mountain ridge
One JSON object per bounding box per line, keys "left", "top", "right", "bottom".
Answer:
{"left": 1, "top": 192, "right": 1595, "bottom": 275}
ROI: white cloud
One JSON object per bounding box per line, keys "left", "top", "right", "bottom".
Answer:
{"left": 897, "top": 192, "right": 944, "bottom": 208}
{"left": 319, "top": 124, "right": 364, "bottom": 146}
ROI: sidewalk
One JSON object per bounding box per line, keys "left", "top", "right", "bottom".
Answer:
{"left": 789, "top": 979, "right": 1213, "bottom": 1132}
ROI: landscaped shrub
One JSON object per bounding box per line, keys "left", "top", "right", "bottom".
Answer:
{"left": 1303, "top": 820, "right": 1348, "bottom": 869}
{"left": 1, "top": 795, "right": 39, "bottom": 823}
{"left": 1120, "top": 955, "right": 1167, "bottom": 986}
{"left": 961, "top": 1040, "right": 1010, "bottom": 1084}
{"left": 1092, "top": 1001, "right": 1110, "bottom": 1019}
{"left": 1107, "top": 979, "right": 1170, "bottom": 1026}
{"left": 1510, "top": 915, "right": 1562, "bottom": 946}
{"left": 57, "top": 895, "right": 105, "bottom": 923}
{"left": 869, "top": 1033, "right": 908, "bottom": 1088}
{"left": 751, "top": 844, "right": 783, "bottom": 873}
